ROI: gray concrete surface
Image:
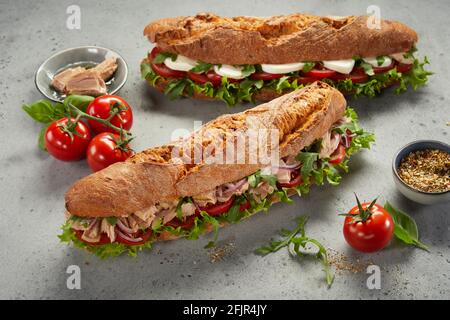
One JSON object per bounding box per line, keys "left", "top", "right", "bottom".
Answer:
{"left": 0, "top": 0, "right": 449, "bottom": 300}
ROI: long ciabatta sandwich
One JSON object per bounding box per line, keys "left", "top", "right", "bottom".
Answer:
{"left": 60, "top": 82, "right": 374, "bottom": 258}
{"left": 141, "top": 12, "right": 431, "bottom": 106}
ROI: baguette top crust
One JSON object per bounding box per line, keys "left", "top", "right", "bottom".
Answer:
{"left": 65, "top": 82, "right": 346, "bottom": 218}
{"left": 144, "top": 12, "right": 418, "bottom": 64}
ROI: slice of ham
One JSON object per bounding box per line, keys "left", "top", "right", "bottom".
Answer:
{"left": 65, "top": 70, "right": 107, "bottom": 96}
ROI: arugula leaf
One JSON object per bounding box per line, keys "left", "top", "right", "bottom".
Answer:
{"left": 190, "top": 61, "right": 213, "bottom": 73}
{"left": 384, "top": 202, "right": 429, "bottom": 251}
{"left": 153, "top": 52, "right": 177, "bottom": 64}
{"left": 165, "top": 79, "right": 188, "bottom": 100}
{"left": 200, "top": 211, "right": 221, "bottom": 248}
{"left": 256, "top": 216, "right": 334, "bottom": 287}
{"left": 295, "top": 152, "right": 319, "bottom": 180}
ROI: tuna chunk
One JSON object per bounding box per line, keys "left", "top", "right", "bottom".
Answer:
{"left": 51, "top": 67, "right": 86, "bottom": 93}
{"left": 65, "top": 70, "right": 107, "bottom": 96}
{"left": 51, "top": 57, "right": 118, "bottom": 96}
{"left": 92, "top": 57, "right": 118, "bottom": 81}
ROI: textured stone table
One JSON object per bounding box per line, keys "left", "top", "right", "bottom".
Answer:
{"left": 0, "top": 0, "right": 448, "bottom": 299}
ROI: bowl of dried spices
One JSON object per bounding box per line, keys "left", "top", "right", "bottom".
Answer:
{"left": 392, "top": 140, "right": 450, "bottom": 204}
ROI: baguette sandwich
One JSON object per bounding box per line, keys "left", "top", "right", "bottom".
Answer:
{"left": 141, "top": 12, "right": 431, "bottom": 106}
{"left": 60, "top": 82, "right": 374, "bottom": 258}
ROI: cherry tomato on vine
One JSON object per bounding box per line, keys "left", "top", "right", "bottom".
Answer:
{"left": 86, "top": 95, "right": 133, "bottom": 134}
{"left": 341, "top": 195, "right": 394, "bottom": 253}
{"left": 86, "top": 132, "right": 134, "bottom": 172}
{"left": 44, "top": 117, "right": 91, "bottom": 161}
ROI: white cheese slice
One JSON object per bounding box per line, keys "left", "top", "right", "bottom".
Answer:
{"left": 390, "top": 52, "right": 414, "bottom": 65}
{"left": 164, "top": 55, "right": 197, "bottom": 72}
{"left": 213, "top": 65, "right": 247, "bottom": 79}
{"left": 322, "top": 59, "right": 355, "bottom": 74}
{"left": 261, "top": 62, "right": 305, "bottom": 74}
{"left": 363, "top": 56, "right": 392, "bottom": 68}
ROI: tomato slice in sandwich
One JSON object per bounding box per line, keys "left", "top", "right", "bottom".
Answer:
{"left": 199, "top": 197, "right": 234, "bottom": 217}
{"left": 250, "top": 72, "right": 283, "bottom": 81}
{"left": 328, "top": 144, "right": 346, "bottom": 164}
{"left": 396, "top": 63, "right": 413, "bottom": 74}
{"left": 303, "top": 67, "right": 337, "bottom": 79}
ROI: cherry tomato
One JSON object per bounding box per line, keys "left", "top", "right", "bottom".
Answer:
{"left": 250, "top": 72, "right": 283, "bottom": 81}
{"left": 343, "top": 200, "right": 394, "bottom": 253}
{"left": 116, "top": 228, "right": 153, "bottom": 246}
{"left": 277, "top": 170, "right": 303, "bottom": 188}
{"left": 151, "top": 62, "right": 186, "bottom": 78}
{"left": 329, "top": 144, "right": 346, "bottom": 164}
{"left": 74, "top": 230, "right": 111, "bottom": 246}
{"left": 86, "top": 95, "right": 133, "bottom": 134}
{"left": 373, "top": 62, "right": 395, "bottom": 74}
{"left": 187, "top": 72, "right": 210, "bottom": 85}
{"left": 45, "top": 117, "right": 91, "bottom": 161}
{"left": 166, "top": 213, "right": 200, "bottom": 230}
{"left": 396, "top": 63, "right": 413, "bottom": 73}
{"left": 86, "top": 132, "right": 133, "bottom": 172}
{"left": 304, "top": 68, "right": 337, "bottom": 79}
{"left": 199, "top": 197, "right": 234, "bottom": 216}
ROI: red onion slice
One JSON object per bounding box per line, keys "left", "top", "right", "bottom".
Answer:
{"left": 117, "top": 219, "right": 135, "bottom": 234}
{"left": 116, "top": 230, "right": 143, "bottom": 243}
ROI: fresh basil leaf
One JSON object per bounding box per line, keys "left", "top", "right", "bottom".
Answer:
{"left": 63, "top": 95, "right": 94, "bottom": 112}
{"left": 302, "top": 62, "right": 315, "bottom": 73}
{"left": 376, "top": 56, "right": 385, "bottom": 67}
{"left": 384, "top": 202, "right": 429, "bottom": 251}
{"left": 153, "top": 52, "right": 177, "bottom": 64}
{"left": 22, "top": 100, "right": 59, "bottom": 124}
{"left": 38, "top": 125, "right": 48, "bottom": 151}
{"left": 361, "top": 62, "right": 375, "bottom": 76}
{"left": 240, "top": 64, "right": 256, "bottom": 78}
{"left": 190, "top": 61, "right": 213, "bottom": 73}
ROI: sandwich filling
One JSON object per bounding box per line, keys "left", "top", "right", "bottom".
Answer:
{"left": 141, "top": 47, "right": 431, "bottom": 106}
{"left": 60, "top": 108, "right": 374, "bottom": 258}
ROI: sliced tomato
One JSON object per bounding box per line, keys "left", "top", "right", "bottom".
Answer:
{"left": 303, "top": 68, "right": 337, "bottom": 79}
{"left": 329, "top": 144, "right": 346, "bottom": 164}
{"left": 116, "top": 228, "right": 153, "bottom": 246}
{"left": 250, "top": 72, "right": 283, "bottom": 81}
{"left": 396, "top": 63, "right": 413, "bottom": 73}
{"left": 296, "top": 76, "right": 319, "bottom": 85}
{"left": 239, "top": 201, "right": 251, "bottom": 212}
{"left": 373, "top": 62, "right": 396, "bottom": 74}
{"left": 149, "top": 47, "right": 161, "bottom": 61}
{"left": 74, "top": 230, "right": 111, "bottom": 246}
{"left": 188, "top": 72, "right": 210, "bottom": 85}
{"left": 199, "top": 197, "right": 234, "bottom": 217}
{"left": 331, "top": 72, "right": 369, "bottom": 84}
{"left": 151, "top": 62, "right": 186, "bottom": 78}
{"left": 205, "top": 70, "right": 223, "bottom": 87}
{"left": 166, "top": 213, "right": 200, "bottom": 230}
{"left": 277, "top": 170, "right": 303, "bottom": 188}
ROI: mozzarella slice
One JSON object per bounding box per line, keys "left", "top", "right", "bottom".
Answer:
{"left": 164, "top": 55, "right": 197, "bottom": 72}
{"left": 322, "top": 59, "right": 355, "bottom": 74}
{"left": 390, "top": 52, "right": 414, "bottom": 65}
{"left": 213, "top": 65, "right": 247, "bottom": 79}
{"left": 363, "top": 56, "right": 392, "bottom": 68}
{"left": 261, "top": 62, "right": 305, "bottom": 74}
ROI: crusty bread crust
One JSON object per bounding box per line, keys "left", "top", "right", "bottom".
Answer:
{"left": 65, "top": 82, "right": 346, "bottom": 218}
{"left": 144, "top": 13, "right": 418, "bottom": 64}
